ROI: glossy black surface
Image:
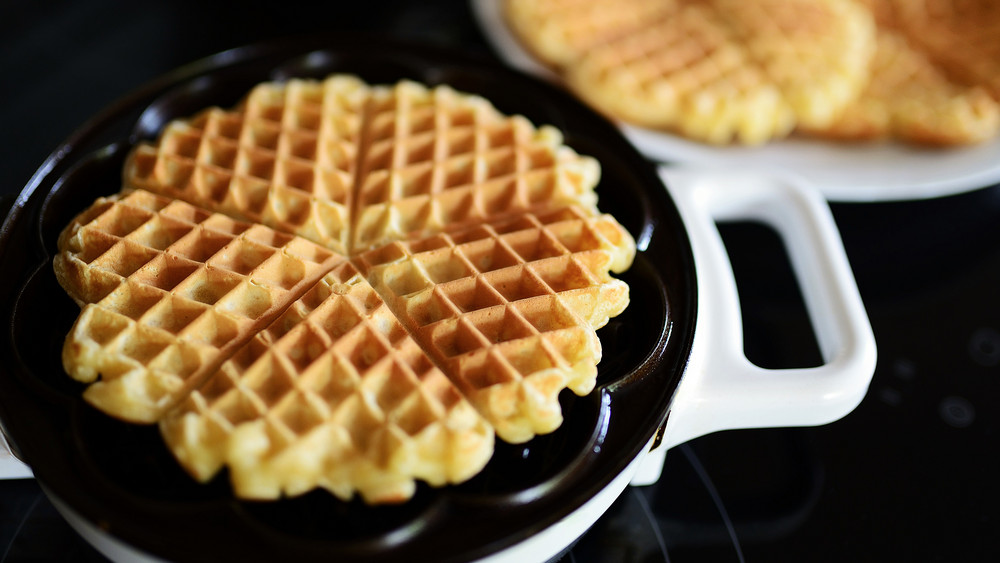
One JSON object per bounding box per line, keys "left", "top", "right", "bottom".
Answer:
{"left": 0, "top": 9, "right": 695, "bottom": 563}
{"left": 4, "top": 2, "right": 1000, "bottom": 562}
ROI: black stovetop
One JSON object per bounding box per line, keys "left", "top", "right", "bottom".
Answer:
{"left": 2, "top": 1, "right": 998, "bottom": 561}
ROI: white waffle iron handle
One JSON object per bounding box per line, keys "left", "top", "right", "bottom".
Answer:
{"left": 0, "top": 426, "right": 33, "bottom": 479}
{"left": 631, "top": 167, "right": 877, "bottom": 486}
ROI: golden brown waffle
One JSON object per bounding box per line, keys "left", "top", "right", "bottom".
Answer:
{"left": 125, "top": 75, "right": 370, "bottom": 255}
{"left": 504, "top": 0, "right": 681, "bottom": 68}
{"left": 353, "top": 81, "right": 600, "bottom": 251}
{"left": 504, "top": 0, "right": 876, "bottom": 145}
{"left": 710, "top": 0, "right": 876, "bottom": 132}
{"left": 801, "top": 23, "right": 999, "bottom": 145}
{"left": 887, "top": 0, "right": 1000, "bottom": 101}
{"left": 127, "top": 77, "right": 601, "bottom": 254}
{"left": 160, "top": 261, "right": 494, "bottom": 503}
{"left": 55, "top": 74, "right": 634, "bottom": 503}
{"left": 802, "top": 0, "right": 1000, "bottom": 145}
{"left": 54, "top": 189, "right": 345, "bottom": 423}
{"left": 504, "top": 0, "right": 1000, "bottom": 147}
{"left": 357, "top": 206, "right": 634, "bottom": 443}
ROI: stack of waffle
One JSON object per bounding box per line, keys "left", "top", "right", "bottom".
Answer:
{"left": 503, "top": 0, "right": 1000, "bottom": 146}
{"left": 54, "top": 76, "right": 636, "bottom": 504}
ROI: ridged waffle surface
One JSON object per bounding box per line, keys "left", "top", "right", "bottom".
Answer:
{"left": 503, "top": 0, "right": 680, "bottom": 68}
{"left": 352, "top": 80, "right": 600, "bottom": 251}
{"left": 125, "top": 75, "right": 369, "bottom": 255}
{"left": 160, "top": 262, "right": 495, "bottom": 503}
{"left": 357, "top": 206, "right": 634, "bottom": 443}
{"left": 126, "top": 76, "right": 600, "bottom": 254}
{"left": 504, "top": 0, "right": 876, "bottom": 145}
{"left": 503, "top": 0, "right": 1000, "bottom": 147}
{"left": 801, "top": 21, "right": 1000, "bottom": 145}
{"left": 887, "top": 0, "right": 1000, "bottom": 101}
{"left": 802, "top": 0, "right": 1000, "bottom": 145}
{"left": 54, "top": 189, "right": 344, "bottom": 423}
{"left": 55, "top": 74, "right": 635, "bottom": 503}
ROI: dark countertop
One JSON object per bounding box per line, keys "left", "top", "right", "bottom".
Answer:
{"left": 1, "top": 0, "right": 492, "bottom": 199}
{"left": 3, "top": 2, "right": 999, "bottom": 561}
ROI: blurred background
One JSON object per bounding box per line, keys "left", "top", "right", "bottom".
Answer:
{"left": 2, "top": 1, "right": 999, "bottom": 561}
{"left": 1, "top": 0, "right": 491, "bottom": 193}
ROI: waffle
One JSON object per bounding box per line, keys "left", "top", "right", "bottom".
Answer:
{"left": 357, "top": 206, "right": 634, "bottom": 443}
{"left": 504, "top": 0, "right": 1000, "bottom": 147}
{"left": 803, "top": 0, "right": 1000, "bottom": 145}
{"left": 160, "top": 261, "right": 494, "bottom": 503}
{"left": 54, "top": 189, "right": 345, "bottom": 423}
{"left": 505, "top": 0, "right": 876, "bottom": 145}
{"left": 352, "top": 80, "right": 600, "bottom": 252}
{"left": 55, "top": 74, "right": 635, "bottom": 503}
{"left": 503, "top": 0, "right": 681, "bottom": 68}
{"left": 887, "top": 0, "right": 1000, "bottom": 101}
{"left": 126, "top": 77, "right": 601, "bottom": 254}
{"left": 801, "top": 20, "right": 1000, "bottom": 145}
{"left": 125, "top": 75, "right": 370, "bottom": 255}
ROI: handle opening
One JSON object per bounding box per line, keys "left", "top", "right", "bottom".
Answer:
{"left": 717, "top": 220, "right": 824, "bottom": 371}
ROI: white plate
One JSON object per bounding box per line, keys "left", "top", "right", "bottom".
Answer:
{"left": 470, "top": 0, "right": 1000, "bottom": 202}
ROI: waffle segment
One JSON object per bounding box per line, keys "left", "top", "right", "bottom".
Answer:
{"left": 358, "top": 207, "right": 634, "bottom": 443}
{"left": 352, "top": 81, "right": 600, "bottom": 251}
{"left": 160, "top": 262, "right": 494, "bottom": 503}
{"left": 504, "top": 0, "right": 1000, "bottom": 147}
{"left": 125, "top": 75, "right": 369, "bottom": 254}
{"left": 504, "top": 0, "right": 681, "bottom": 68}
{"left": 887, "top": 0, "right": 1000, "bottom": 101}
{"left": 55, "top": 190, "right": 344, "bottom": 422}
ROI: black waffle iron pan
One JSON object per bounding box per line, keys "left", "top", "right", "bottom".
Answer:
{"left": 0, "top": 36, "right": 875, "bottom": 563}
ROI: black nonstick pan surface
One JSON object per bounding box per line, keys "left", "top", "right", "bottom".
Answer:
{"left": 0, "top": 36, "right": 696, "bottom": 562}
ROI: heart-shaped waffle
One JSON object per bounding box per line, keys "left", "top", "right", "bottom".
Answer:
{"left": 54, "top": 75, "right": 635, "bottom": 503}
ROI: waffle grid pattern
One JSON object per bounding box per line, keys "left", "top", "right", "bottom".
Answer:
{"left": 506, "top": 0, "right": 1000, "bottom": 146}
{"left": 711, "top": 0, "right": 876, "bottom": 129}
{"left": 570, "top": 3, "right": 797, "bottom": 144}
{"left": 358, "top": 206, "right": 633, "bottom": 443}
{"left": 161, "top": 262, "right": 494, "bottom": 502}
{"left": 56, "top": 75, "right": 635, "bottom": 503}
{"left": 503, "top": 0, "right": 680, "bottom": 67}
{"left": 125, "top": 75, "right": 369, "bottom": 254}
{"left": 803, "top": 25, "right": 999, "bottom": 144}
{"left": 354, "top": 81, "right": 600, "bottom": 250}
{"left": 509, "top": 0, "right": 875, "bottom": 145}
{"left": 890, "top": 0, "right": 1000, "bottom": 100}
{"left": 56, "top": 190, "right": 343, "bottom": 422}
{"left": 126, "top": 77, "right": 600, "bottom": 255}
